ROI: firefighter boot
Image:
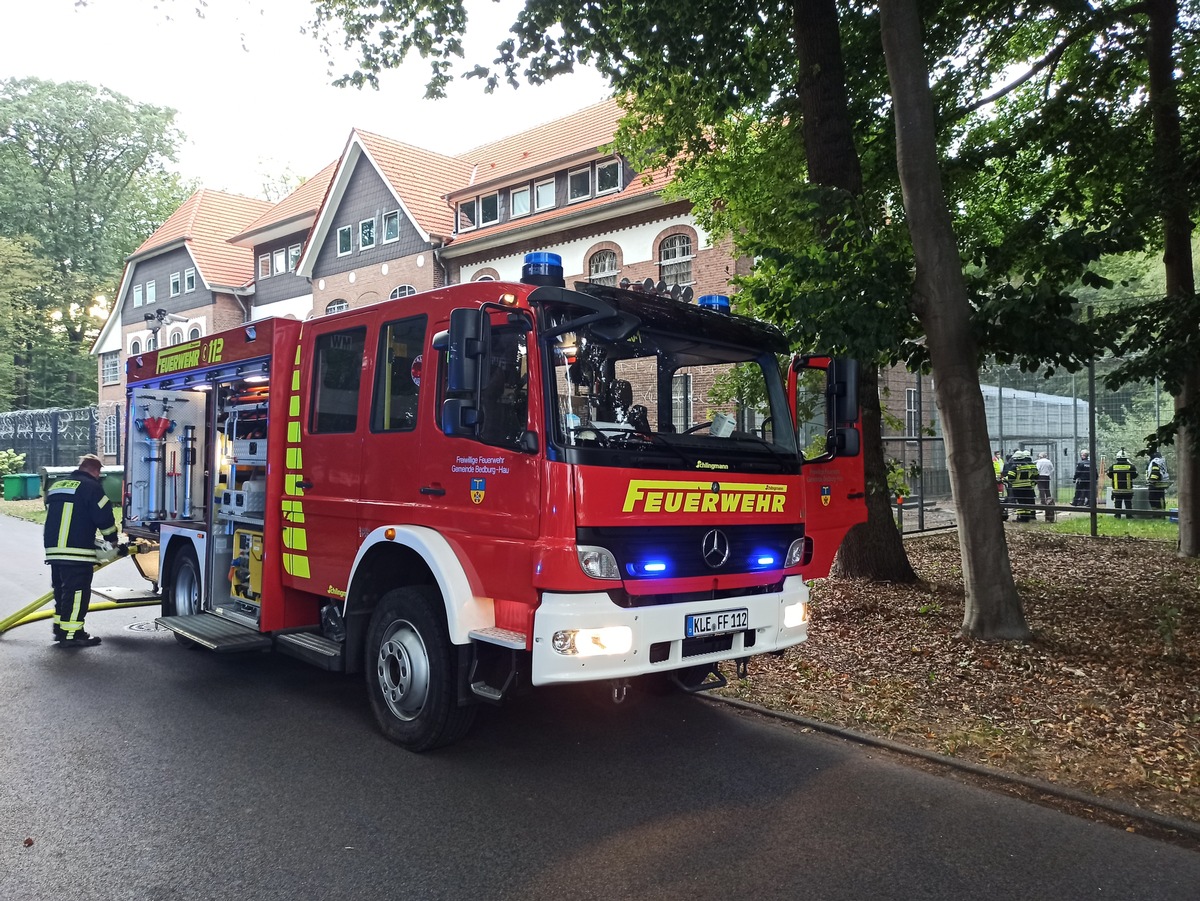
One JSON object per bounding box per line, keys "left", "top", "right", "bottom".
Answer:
{"left": 57, "top": 631, "right": 102, "bottom": 648}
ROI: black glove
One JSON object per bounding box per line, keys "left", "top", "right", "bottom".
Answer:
{"left": 116, "top": 542, "right": 130, "bottom": 558}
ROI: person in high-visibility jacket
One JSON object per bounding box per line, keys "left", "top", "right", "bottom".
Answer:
{"left": 1146, "top": 451, "right": 1169, "bottom": 512}
{"left": 43, "top": 454, "right": 123, "bottom": 646}
{"left": 1108, "top": 451, "right": 1137, "bottom": 519}
{"left": 1004, "top": 449, "right": 1038, "bottom": 523}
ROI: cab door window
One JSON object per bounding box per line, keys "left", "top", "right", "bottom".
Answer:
{"left": 310, "top": 327, "right": 366, "bottom": 433}
{"left": 371, "top": 316, "right": 426, "bottom": 432}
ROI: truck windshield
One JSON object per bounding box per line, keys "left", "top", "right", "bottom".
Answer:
{"left": 537, "top": 289, "right": 799, "bottom": 473}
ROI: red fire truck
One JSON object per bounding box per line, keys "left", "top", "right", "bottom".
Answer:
{"left": 123, "top": 253, "right": 864, "bottom": 750}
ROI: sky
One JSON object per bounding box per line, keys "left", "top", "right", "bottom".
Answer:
{"left": 2, "top": 0, "right": 612, "bottom": 197}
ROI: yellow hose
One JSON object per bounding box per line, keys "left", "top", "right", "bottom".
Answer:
{"left": 0, "top": 553, "right": 158, "bottom": 637}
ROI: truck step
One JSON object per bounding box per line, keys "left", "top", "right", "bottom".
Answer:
{"left": 156, "top": 613, "right": 272, "bottom": 652}
{"left": 468, "top": 627, "right": 527, "bottom": 649}
{"left": 275, "top": 631, "right": 345, "bottom": 672}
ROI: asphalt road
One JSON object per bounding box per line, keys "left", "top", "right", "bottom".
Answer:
{"left": 2, "top": 512, "right": 1198, "bottom": 900}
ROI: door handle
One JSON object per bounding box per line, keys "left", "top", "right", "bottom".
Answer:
{"left": 420, "top": 486, "right": 446, "bottom": 496}
{"left": 297, "top": 480, "right": 314, "bottom": 490}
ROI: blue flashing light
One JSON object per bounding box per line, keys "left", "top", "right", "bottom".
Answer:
{"left": 627, "top": 559, "right": 671, "bottom": 577}
{"left": 643, "top": 562, "right": 668, "bottom": 573}
{"left": 755, "top": 555, "right": 776, "bottom": 567}
{"left": 521, "top": 251, "right": 565, "bottom": 287}
{"left": 697, "top": 294, "right": 731, "bottom": 313}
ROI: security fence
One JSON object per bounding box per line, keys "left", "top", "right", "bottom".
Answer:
{"left": 878, "top": 356, "right": 1178, "bottom": 532}
{"left": 0, "top": 407, "right": 100, "bottom": 474}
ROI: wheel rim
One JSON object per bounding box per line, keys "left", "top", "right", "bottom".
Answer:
{"left": 375, "top": 619, "right": 430, "bottom": 722}
{"left": 175, "top": 561, "right": 199, "bottom": 615}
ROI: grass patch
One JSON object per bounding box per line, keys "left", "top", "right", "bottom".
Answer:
{"left": 1047, "top": 515, "right": 1178, "bottom": 540}
{"left": 2, "top": 498, "right": 46, "bottom": 524}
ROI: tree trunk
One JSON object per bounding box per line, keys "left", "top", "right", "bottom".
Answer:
{"left": 794, "top": 0, "right": 916, "bottom": 582}
{"left": 878, "top": 0, "right": 1029, "bottom": 638}
{"left": 1146, "top": 0, "right": 1198, "bottom": 557}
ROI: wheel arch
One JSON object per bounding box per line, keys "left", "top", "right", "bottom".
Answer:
{"left": 160, "top": 529, "right": 205, "bottom": 613}
{"left": 343, "top": 526, "right": 493, "bottom": 674}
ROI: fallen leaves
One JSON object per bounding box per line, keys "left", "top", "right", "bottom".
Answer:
{"left": 719, "top": 529, "right": 1200, "bottom": 824}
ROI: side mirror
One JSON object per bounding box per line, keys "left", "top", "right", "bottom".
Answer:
{"left": 441, "top": 307, "right": 488, "bottom": 438}
{"left": 829, "top": 358, "right": 859, "bottom": 425}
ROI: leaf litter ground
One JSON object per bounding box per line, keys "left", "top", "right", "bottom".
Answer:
{"left": 717, "top": 528, "right": 1199, "bottom": 841}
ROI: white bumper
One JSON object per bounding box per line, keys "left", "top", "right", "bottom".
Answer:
{"left": 530, "top": 576, "right": 810, "bottom": 686}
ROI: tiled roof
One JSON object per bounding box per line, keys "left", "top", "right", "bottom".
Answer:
{"left": 234, "top": 161, "right": 338, "bottom": 239}
{"left": 355, "top": 129, "right": 473, "bottom": 238}
{"left": 133, "top": 189, "right": 272, "bottom": 288}
{"left": 456, "top": 98, "right": 624, "bottom": 185}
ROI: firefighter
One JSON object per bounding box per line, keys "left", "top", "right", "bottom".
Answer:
{"left": 1108, "top": 450, "right": 1136, "bottom": 519}
{"left": 1146, "top": 451, "right": 1169, "bottom": 512}
{"left": 1072, "top": 450, "right": 1093, "bottom": 506}
{"left": 993, "top": 450, "right": 1009, "bottom": 520}
{"left": 1005, "top": 450, "right": 1038, "bottom": 523}
{"left": 43, "top": 454, "right": 124, "bottom": 646}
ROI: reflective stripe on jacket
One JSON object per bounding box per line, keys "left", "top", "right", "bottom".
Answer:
{"left": 43, "top": 470, "right": 117, "bottom": 564}
{"left": 1109, "top": 462, "right": 1136, "bottom": 493}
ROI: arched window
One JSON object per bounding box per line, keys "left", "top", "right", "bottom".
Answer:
{"left": 169, "top": 330, "right": 184, "bottom": 346}
{"left": 189, "top": 326, "right": 202, "bottom": 341}
{"left": 130, "top": 339, "right": 142, "bottom": 355}
{"left": 146, "top": 335, "right": 157, "bottom": 351}
{"left": 474, "top": 274, "right": 495, "bottom": 281}
{"left": 326, "top": 299, "right": 350, "bottom": 315}
{"left": 658, "top": 234, "right": 693, "bottom": 286}
{"left": 589, "top": 250, "right": 619, "bottom": 287}
{"left": 389, "top": 285, "right": 416, "bottom": 300}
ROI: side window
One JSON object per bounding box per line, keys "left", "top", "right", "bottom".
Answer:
{"left": 371, "top": 316, "right": 426, "bottom": 432}
{"left": 477, "top": 326, "right": 529, "bottom": 449}
{"left": 310, "top": 327, "right": 366, "bottom": 434}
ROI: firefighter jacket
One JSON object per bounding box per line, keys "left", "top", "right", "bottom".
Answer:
{"left": 1147, "top": 458, "right": 1168, "bottom": 484}
{"left": 43, "top": 469, "right": 118, "bottom": 564}
{"left": 1004, "top": 459, "right": 1037, "bottom": 490}
{"left": 1109, "top": 460, "right": 1136, "bottom": 494}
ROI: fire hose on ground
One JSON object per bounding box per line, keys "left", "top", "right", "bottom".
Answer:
{"left": 0, "top": 546, "right": 160, "bottom": 637}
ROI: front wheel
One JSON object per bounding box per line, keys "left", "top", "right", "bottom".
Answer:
{"left": 365, "top": 586, "right": 476, "bottom": 751}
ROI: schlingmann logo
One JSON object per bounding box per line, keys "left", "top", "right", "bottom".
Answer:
{"left": 622, "top": 480, "right": 788, "bottom": 515}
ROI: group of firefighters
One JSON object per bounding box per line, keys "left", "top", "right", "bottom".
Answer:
{"left": 993, "top": 447, "right": 1170, "bottom": 522}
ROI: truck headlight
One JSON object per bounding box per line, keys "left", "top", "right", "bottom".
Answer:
{"left": 577, "top": 545, "right": 620, "bottom": 580}
{"left": 783, "top": 601, "right": 809, "bottom": 627}
{"left": 552, "top": 627, "right": 633, "bottom": 656}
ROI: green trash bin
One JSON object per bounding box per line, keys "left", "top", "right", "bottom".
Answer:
{"left": 99, "top": 467, "right": 123, "bottom": 506}
{"left": 19, "top": 473, "right": 41, "bottom": 500}
{"left": 3, "top": 474, "right": 22, "bottom": 501}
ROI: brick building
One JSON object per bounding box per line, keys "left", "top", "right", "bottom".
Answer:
{"left": 92, "top": 99, "right": 749, "bottom": 463}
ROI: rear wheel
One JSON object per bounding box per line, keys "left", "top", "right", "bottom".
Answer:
{"left": 166, "top": 548, "right": 201, "bottom": 648}
{"left": 365, "top": 586, "right": 475, "bottom": 751}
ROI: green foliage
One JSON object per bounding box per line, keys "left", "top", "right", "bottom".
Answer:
{"left": 0, "top": 78, "right": 191, "bottom": 410}
{"left": 0, "top": 449, "right": 26, "bottom": 476}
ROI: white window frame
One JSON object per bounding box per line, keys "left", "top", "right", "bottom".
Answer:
{"left": 568, "top": 166, "right": 591, "bottom": 203}
{"left": 534, "top": 178, "right": 556, "bottom": 212}
{"left": 510, "top": 185, "right": 530, "bottom": 219}
{"left": 359, "top": 217, "right": 376, "bottom": 251}
{"left": 273, "top": 248, "right": 288, "bottom": 275}
{"left": 671, "top": 373, "right": 693, "bottom": 433}
{"left": 103, "top": 414, "right": 119, "bottom": 456}
{"left": 658, "top": 234, "right": 694, "bottom": 286}
{"left": 589, "top": 250, "right": 619, "bottom": 286}
{"left": 130, "top": 339, "right": 142, "bottom": 355}
{"left": 596, "top": 158, "right": 621, "bottom": 195}
{"left": 169, "top": 329, "right": 184, "bottom": 346}
{"left": 389, "top": 285, "right": 416, "bottom": 300}
{"left": 457, "top": 198, "right": 477, "bottom": 232}
{"left": 288, "top": 244, "right": 301, "bottom": 272}
{"left": 101, "top": 351, "right": 120, "bottom": 385}
{"left": 337, "top": 225, "right": 352, "bottom": 257}
{"left": 259, "top": 253, "right": 272, "bottom": 278}
{"left": 146, "top": 334, "right": 157, "bottom": 351}
{"left": 479, "top": 191, "right": 500, "bottom": 226}
{"left": 326, "top": 299, "right": 350, "bottom": 315}
{"left": 188, "top": 326, "right": 202, "bottom": 341}
{"left": 133, "top": 284, "right": 143, "bottom": 307}
{"left": 382, "top": 210, "right": 400, "bottom": 243}
{"left": 184, "top": 268, "right": 196, "bottom": 293}
{"left": 474, "top": 274, "right": 495, "bottom": 281}
{"left": 169, "top": 272, "right": 181, "bottom": 297}
{"left": 145, "top": 280, "right": 156, "bottom": 304}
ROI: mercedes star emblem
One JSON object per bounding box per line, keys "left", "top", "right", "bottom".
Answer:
{"left": 702, "top": 529, "right": 731, "bottom": 569}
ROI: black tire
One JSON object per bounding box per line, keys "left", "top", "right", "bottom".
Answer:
{"left": 364, "top": 586, "right": 476, "bottom": 751}
{"left": 166, "top": 547, "right": 202, "bottom": 648}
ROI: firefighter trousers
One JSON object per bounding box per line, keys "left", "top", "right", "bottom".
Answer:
{"left": 50, "top": 562, "right": 95, "bottom": 638}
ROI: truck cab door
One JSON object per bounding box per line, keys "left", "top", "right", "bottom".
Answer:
{"left": 286, "top": 312, "right": 371, "bottom": 599}
{"left": 790, "top": 356, "right": 867, "bottom": 578}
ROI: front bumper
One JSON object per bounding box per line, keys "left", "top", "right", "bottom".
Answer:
{"left": 530, "top": 576, "right": 809, "bottom": 686}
